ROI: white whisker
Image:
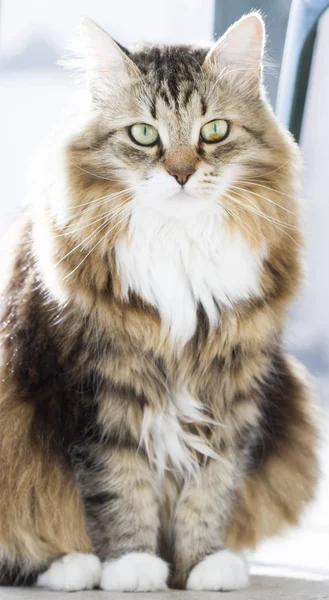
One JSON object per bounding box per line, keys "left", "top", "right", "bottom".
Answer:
{"left": 236, "top": 180, "right": 299, "bottom": 203}
{"left": 243, "top": 160, "right": 290, "bottom": 179}
{"left": 228, "top": 188, "right": 300, "bottom": 231}
{"left": 231, "top": 184, "right": 299, "bottom": 217}
{"left": 62, "top": 203, "right": 136, "bottom": 282}
{"left": 64, "top": 187, "right": 135, "bottom": 213}
{"left": 53, "top": 197, "right": 135, "bottom": 268}
{"left": 223, "top": 192, "right": 300, "bottom": 247}
{"left": 49, "top": 199, "right": 133, "bottom": 240}
{"left": 70, "top": 163, "right": 122, "bottom": 182}
{"left": 221, "top": 199, "right": 260, "bottom": 244}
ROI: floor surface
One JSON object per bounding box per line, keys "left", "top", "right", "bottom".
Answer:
{"left": 0, "top": 577, "right": 329, "bottom": 599}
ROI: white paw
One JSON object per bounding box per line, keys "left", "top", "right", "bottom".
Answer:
{"left": 36, "top": 553, "right": 101, "bottom": 591}
{"left": 101, "top": 552, "right": 169, "bottom": 592}
{"left": 186, "top": 549, "right": 249, "bottom": 591}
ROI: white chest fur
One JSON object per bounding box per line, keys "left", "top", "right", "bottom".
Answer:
{"left": 115, "top": 206, "right": 265, "bottom": 346}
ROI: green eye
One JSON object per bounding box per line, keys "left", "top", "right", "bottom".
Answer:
{"left": 200, "top": 119, "right": 229, "bottom": 143}
{"left": 130, "top": 123, "right": 159, "bottom": 146}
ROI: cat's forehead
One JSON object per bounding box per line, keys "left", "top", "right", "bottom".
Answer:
{"left": 132, "top": 44, "right": 208, "bottom": 90}
{"left": 131, "top": 45, "right": 209, "bottom": 112}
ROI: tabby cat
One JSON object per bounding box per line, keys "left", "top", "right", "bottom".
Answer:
{"left": 0, "top": 13, "right": 318, "bottom": 592}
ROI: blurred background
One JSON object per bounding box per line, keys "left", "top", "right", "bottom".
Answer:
{"left": 0, "top": 0, "right": 328, "bottom": 581}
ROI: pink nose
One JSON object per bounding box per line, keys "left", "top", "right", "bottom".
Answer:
{"left": 168, "top": 167, "right": 196, "bottom": 186}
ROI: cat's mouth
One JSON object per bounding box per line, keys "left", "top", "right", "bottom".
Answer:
{"left": 168, "top": 189, "right": 197, "bottom": 202}
{"left": 156, "top": 189, "right": 214, "bottom": 217}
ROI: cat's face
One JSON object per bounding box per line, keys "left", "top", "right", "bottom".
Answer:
{"left": 73, "top": 15, "right": 273, "bottom": 220}
{"left": 64, "top": 14, "right": 298, "bottom": 249}
{"left": 92, "top": 49, "right": 262, "bottom": 218}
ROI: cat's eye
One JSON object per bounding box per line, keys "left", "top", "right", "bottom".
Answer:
{"left": 129, "top": 123, "right": 159, "bottom": 146}
{"left": 200, "top": 119, "right": 229, "bottom": 143}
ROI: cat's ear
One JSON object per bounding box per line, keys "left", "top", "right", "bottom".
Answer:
{"left": 61, "top": 17, "right": 140, "bottom": 97}
{"left": 203, "top": 13, "right": 265, "bottom": 88}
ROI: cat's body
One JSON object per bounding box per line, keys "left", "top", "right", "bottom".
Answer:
{"left": 0, "top": 14, "right": 318, "bottom": 592}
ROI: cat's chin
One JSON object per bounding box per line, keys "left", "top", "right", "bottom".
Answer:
{"left": 154, "top": 191, "right": 215, "bottom": 218}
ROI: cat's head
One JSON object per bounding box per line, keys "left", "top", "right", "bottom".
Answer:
{"left": 58, "top": 13, "right": 299, "bottom": 251}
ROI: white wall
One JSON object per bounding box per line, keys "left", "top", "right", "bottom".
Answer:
{"left": 1, "top": 0, "right": 215, "bottom": 52}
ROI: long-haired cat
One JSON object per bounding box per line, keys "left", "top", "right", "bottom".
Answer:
{"left": 0, "top": 13, "right": 318, "bottom": 592}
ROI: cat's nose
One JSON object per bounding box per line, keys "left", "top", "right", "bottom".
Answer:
{"left": 168, "top": 167, "right": 196, "bottom": 186}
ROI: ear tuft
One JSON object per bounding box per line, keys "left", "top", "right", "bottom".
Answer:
{"left": 79, "top": 17, "right": 121, "bottom": 76}
{"left": 204, "top": 12, "right": 265, "bottom": 85}
{"left": 59, "top": 17, "right": 140, "bottom": 93}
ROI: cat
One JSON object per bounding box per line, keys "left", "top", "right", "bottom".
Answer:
{"left": 0, "top": 12, "right": 319, "bottom": 592}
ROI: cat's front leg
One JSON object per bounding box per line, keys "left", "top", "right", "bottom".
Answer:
{"left": 172, "top": 458, "right": 249, "bottom": 591}
{"left": 72, "top": 443, "right": 169, "bottom": 592}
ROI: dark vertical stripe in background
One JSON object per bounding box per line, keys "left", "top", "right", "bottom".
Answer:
{"left": 213, "top": 0, "right": 292, "bottom": 106}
